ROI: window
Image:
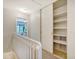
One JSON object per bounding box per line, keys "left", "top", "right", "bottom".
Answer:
{"left": 16, "top": 18, "right": 28, "bottom": 36}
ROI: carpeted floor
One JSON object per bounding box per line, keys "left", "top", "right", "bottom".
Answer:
{"left": 42, "top": 50, "right": 59, "bottom": 59}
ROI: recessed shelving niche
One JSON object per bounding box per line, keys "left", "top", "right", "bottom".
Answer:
{"left": 53, "top": 0, "right": 67, "bottom": 59}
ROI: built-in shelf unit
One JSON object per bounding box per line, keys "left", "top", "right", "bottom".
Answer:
{"left": 53, "top": 0, "right": 67, "bottom": 59}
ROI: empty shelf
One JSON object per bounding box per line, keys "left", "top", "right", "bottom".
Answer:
{"left": 53, "top": 40, "right": 67, "bottom": 45}
{"left": 54, "top": 48, "right": 67, "bottom": 53}
{"left": 53, "top": 34, "right": 66, "bottom": 37}
{"left": 54, "top": 19, "right": 67, "bottom": 23}
{"left": 54, "top": 27, "right": 67, "bottom": 29}
{"left": 54, "top": 12, "right": 67, "bottom": 18}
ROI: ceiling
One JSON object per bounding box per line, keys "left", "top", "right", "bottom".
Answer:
{"left": 4, "top": 0, "right": 57, "bottom": 12}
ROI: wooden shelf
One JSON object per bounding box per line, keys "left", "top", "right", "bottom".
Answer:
{"left": 53, "top": 0, "right": 67, "bottom": 9}
{"left": 54, "top": 12, "right": 67, "bottom": 19}
{"left": 54, "top": 4, "right": 66, "bottom": 12}
{"left": 54, "top": 19, "right": 67, "bottom": 23}
{"left": 53, "top": 40, "right": 67, "bottom": 45}
{"left": 54, "top": 6, "right": 67, "bottom": 17}
{"left": 54, "top": 48, "right": 67, "bottom": 53}
{"left": 54, "top": 27, "right": 67, "bottom": 29}
{"left": 53, "top": 49, "right": 67, "bottom": 59}
{"left": 53, "top": 34, "right": 66, "bottom": 37}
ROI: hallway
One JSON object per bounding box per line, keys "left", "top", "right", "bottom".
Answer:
{"left": 3, "top": 0, "right": 75, "bottom": 59}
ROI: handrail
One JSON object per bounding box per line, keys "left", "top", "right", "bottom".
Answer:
{"left": 12, "top": 34, "right": 42, "bottom": 59}
{"left": 16, "top": 34, "right": 41, "bottom": 47}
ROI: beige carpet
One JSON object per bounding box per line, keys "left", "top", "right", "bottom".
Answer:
{"left": 42, "top": 50, "right": 59, "bottom": 59}
{"left": 3, "top": 50, "right": 18, "bottom": 59}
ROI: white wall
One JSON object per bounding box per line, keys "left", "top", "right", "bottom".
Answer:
{"left": 30, "top": 10, "right": 41, "bottom": 42}
{"left": 41, "top": 4, "right": 53, "bottom": 53}
{"left": 30, "top": 5, "right": 54, "bottom": 54}
{"left": 67, "top": 0, "right": 75, "bottom": 59}
{"left": 3, "top": 8, "right": 30, "bottom": 52}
